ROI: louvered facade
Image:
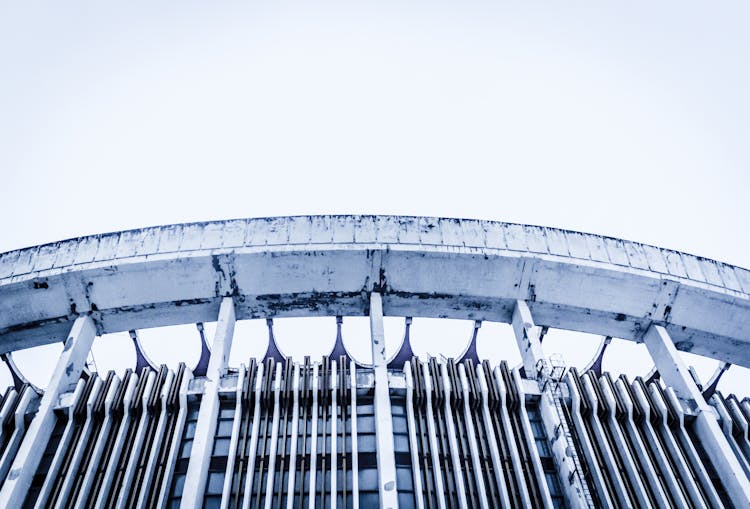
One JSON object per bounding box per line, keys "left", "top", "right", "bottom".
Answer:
{"left": 0, "top": 215, "right": 749, "bottom": 508}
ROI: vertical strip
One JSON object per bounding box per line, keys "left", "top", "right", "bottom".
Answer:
{"left": 35, "top": 381, "right": 86, "bottom": 509}
{"left": 475, "top": 364, "right": 512, "bottom": 508}
{"left": 369, "top": 292, "right": 399, "bottom": 508}
{"left": 403, "top": 362, "right": 425, "bottom": 509}
{"left": 263, "top": 364, "right": 283, "bottom": 509}
{"left": 286, "top": 364, "right": 301, "bottom": 509}
{"left": 512, "top": 369, "right": 554, "bottom": 509}
{"left": 350, "top": 360, "right": 360, "bottom": 509}
{"left": 647, "top": 381, "right": 714, "bottom": 508}
{"left": 439, "top": 362, "right": 468, "bottom": 509}
{"left": 308, "top": 363, "right": 320, "bottom": 509}
{"left": 221, "top": 366, "right": 246, "bottom": 509}
{"left": 156, "top": 366, "right": 193, "bottom": 508}
{"left": 114, "top": 370, "right": 156, "bottom": 509}
{"left": 421, "top": 361, "right": 446, "bottom": 509}
{"left": 92, "top": 373, "right": 141, "bottom": 509}
{"left": 55, "top": 376, "right": 104, "bottom": 507}
{"left": 458, "top": 364, "right": 489, "bottom": 509}
{"left": 579, "top": 374, "right": 633, "bottom": 505}
{"left": 74, "top": 375, "right": 122, "bottom": 508}
{"left": 563, "top": 371, "right": 616, "bottom": 508}
{"left": 493, "top": 366, "right": 533, "bottom": 507}
{"left": 0, "top": 387, "right": 38, "bottom": 494}
{"left": 644, "top": 324, "right": 750, "bottom": 505}
{"left": 182, "top": 297, "right": 237, "bottom": 509}
{"left": 0, "top": 315, "right": 96, "bottom": 508}
{"left": 241, "top": 362, "right": 265, "bottom": 509}
{"left": 330, "top": 360, "right": 338, "bottom": 509}
{"left": 135, "top": 370, "right": 174, "bottom": 508}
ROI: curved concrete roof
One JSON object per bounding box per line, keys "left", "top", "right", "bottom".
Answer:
{"left": 1, "top": 215, "right": 749, "bottom": 366}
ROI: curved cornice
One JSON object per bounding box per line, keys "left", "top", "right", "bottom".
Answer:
{"left": 1, "top": 215, "right": 749, "bottom": 366}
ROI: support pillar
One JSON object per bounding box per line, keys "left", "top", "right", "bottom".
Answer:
{"left": 643, "top": 324, "right": 750, "bottom": 505}
{"left": 513, "top": 300, "right": 595, "bottom": 507}
{"left": 0, "top": 315, "right": 96, "bottom": 508}
{"left": 181, "top": 297, "right": 236, "bottom": 509}
{"left": 512, "top": 300, "right": 546, "bottom": 379}
{"left": 370, "top": 292, "right": 399, "bottom": 508}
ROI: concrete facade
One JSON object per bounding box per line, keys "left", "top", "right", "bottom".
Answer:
{"left": 0, "top": 215, "right": 748, "bottom": 508}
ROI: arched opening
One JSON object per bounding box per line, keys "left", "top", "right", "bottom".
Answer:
{"left": 409, "top": 317, "right": 474, "bottom": 360}
{"left": 137, "top": 323, "right": 202, "bottom": 370}
{"left": 541, "top": 328, "right": 603, "bottom": 371}
{"left": 601, "top": 338, "right": 654, "bottom": 378}
{"left": 341, "top": 316, "right": 403, "bottom": 365}
{"left": 476, "top": 321, "right": 521, "bottom": 368}
{"left": 90, "top": 331, "right": 135, "bottom": 377}
{"left": 271, "top": 317, "right": 336, "bottom": 361}
{"left": 12, "top": 342, "right": 63, "bottom": 389}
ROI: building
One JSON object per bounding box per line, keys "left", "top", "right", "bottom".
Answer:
{"left": 0, "top": 215, "right": 748, "bottom": 508}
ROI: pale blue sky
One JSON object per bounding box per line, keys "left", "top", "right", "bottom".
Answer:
{"left": 1, "top": 2, "right": 748, "bottom": 393}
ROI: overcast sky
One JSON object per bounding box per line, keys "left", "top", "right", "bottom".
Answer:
{"left": 1, "top": 2, "right": 749, "bottom": 393}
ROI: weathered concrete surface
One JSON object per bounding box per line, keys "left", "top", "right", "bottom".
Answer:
{"left": 0, "top": 216, "right": 749, "bottom": 366}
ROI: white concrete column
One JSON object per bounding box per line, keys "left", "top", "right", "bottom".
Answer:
{"left": 643, "top": 324, "right": 750, "bottom": 505}
{"left": 285, "top": 365, "right": 301, "bottom": 509}
{"left": 403, "top": 362, "right": 425, "bottom": 509}
{"left": 350, "top": 360, "right": 360, "bottom": 509}
{"left": 0, "top": 315, "right": 96, "bottom": 508}
{"left": 512, "top": 300, "right": 546, "bottom": 379}
{"left": 370, "top": 292, "right": 399, "bottom": 509}
{"left": 308, "top": 362, "right": 319, "bottom": 509}
{"left": 181, "top": 297, "right": 236, "bottom": 509}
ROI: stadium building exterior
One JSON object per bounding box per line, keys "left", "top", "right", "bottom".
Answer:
{"left": 0, "top": 215, "right": 748, "bottom": 508}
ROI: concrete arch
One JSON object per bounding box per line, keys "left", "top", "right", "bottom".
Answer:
{"left": 0, "top": 215, "right": 748, "bottom": 366}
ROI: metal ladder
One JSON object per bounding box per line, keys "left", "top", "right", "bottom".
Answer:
{"left": 544, "top": 355, "right": 597, "bottom": 509}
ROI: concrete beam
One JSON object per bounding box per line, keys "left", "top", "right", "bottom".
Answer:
{"left": 643, "top": 324, "right": 750, "bottom": 504}
{"left": 512, "top": 300, "right": 546, "bottom": 379}
{"left": 370, "top": 292, "right": 399, "bottom": 509}
{"left": 2, "top": 216, "right": 750, "bottom": 368}
{"left": 181, "top": 297, "right": 236, "bottom": 509}
{"left": 0, "top": 315, "right": 96, "bottom": 508}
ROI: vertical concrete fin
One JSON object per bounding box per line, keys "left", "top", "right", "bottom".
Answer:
{"left": 181, "top": 297, "right": 236, "bottom": 509}
{"left": 643, "top": 324, "right": 750, "bottom": 505}
{"left": 0, "top": 315, "right": 96, "bottom": 508}
{"left": 370, "top": 292, "right": 399, "bottom": 509}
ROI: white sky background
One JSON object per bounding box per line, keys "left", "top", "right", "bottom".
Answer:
{"left": 1, "top": 2, "right": 749, "bottom": 394}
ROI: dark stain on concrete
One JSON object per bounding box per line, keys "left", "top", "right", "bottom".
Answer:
{"left": 174, "top": 298, "right": 213, "bottom": 307}
{"left": 3, "top": 315, "right": 69, "bottom": 334}
{"left": 256, "top": 291, "right": 364, "bottom": 314}
{"left": 675, "top": 341, "right": 694, "bottom": 352}
{"left": 663, "top": 305, "right": 672, "bottom": 321}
